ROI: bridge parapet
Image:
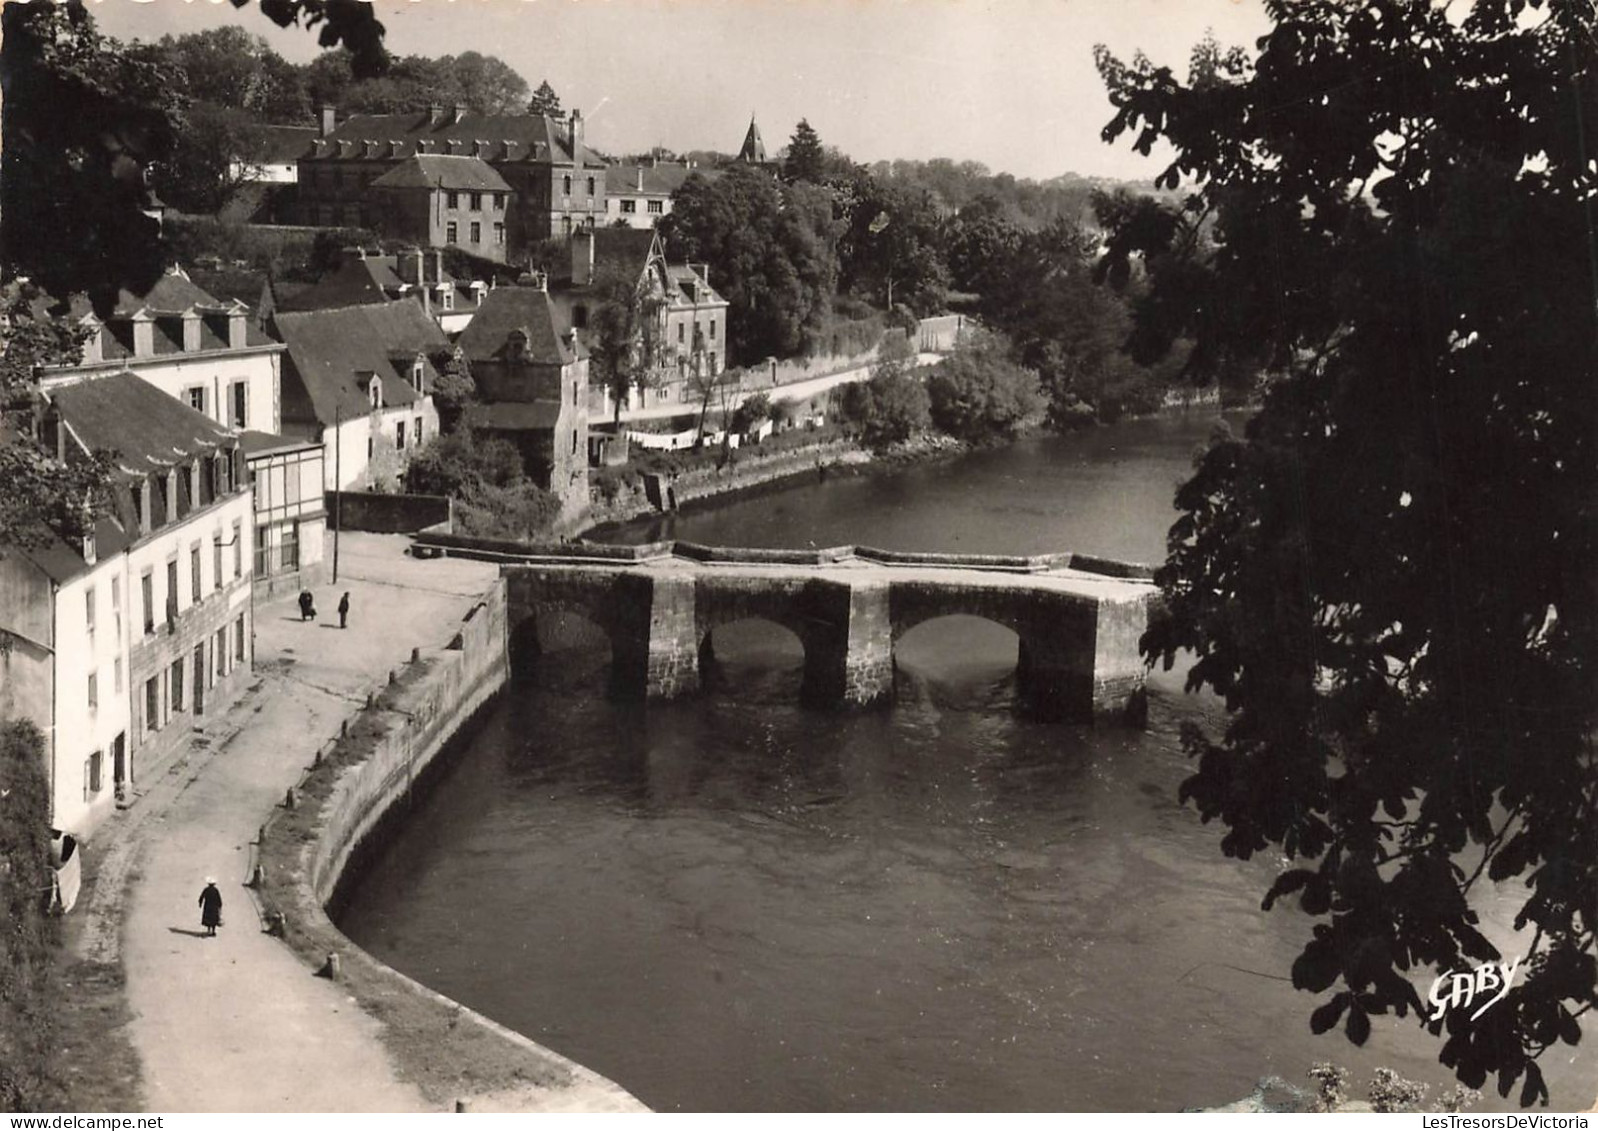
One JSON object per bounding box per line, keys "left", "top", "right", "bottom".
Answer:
{"left": 501, "top": 548, "right": 1155, "bottom": 725}
{"left": 417, "top": 533, "right": 1157, "bottom": 580}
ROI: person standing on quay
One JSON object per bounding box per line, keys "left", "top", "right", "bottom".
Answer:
{"left": 338, "top": 591, "right": 350, "bottom": 629}
{"left": 198, "top": 878, "right": 223, "bottom": 937}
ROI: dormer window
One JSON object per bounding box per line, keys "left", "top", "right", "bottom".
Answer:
{"left": 507, "top": 329, "right": 528, "bottom": 362}
{"left": 368, "top": 375, "right": 383, "bottom": 409}
{"left": 438, "top": 286, "right": 454, "bottom": 312}
{"left": 411, "top": 355, "right": 425, "bottom": 392}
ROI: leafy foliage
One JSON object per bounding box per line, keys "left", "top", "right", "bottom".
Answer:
{"left": 925, "top": 328, "right": 1044, "bottom": 441}
{"left": 783, "top": 118, "right": 826, "bottom": 184}
{"left": 0, "top": 721, "right": 65, "bottom": 1112}
{"left": 402, "top": 429, "right": 558, "bottom": 539}
{"left": 662, "top": 165, "right": 840, "bottom": 364}
{"left": 588, "top": 270, "right": 665, "bottom": 426}
{"left": 836, "top": 340, "right": 930, "bottom": 449}
{"left": 834, "top": 173, "right": 949, "bottom": 315}
{"left": 527, "top": 79, "right": 563, "bottom": 118}
{"left": 1104, "top": 0, "right": 1598, "bottom": 1104}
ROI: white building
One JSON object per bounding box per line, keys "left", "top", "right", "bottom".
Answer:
{"left": 0, "top": 374, "right": 256, "bottom": 837}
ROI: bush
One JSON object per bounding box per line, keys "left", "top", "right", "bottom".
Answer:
{"left": 453, "top": 480, "right": 561, "bottom": 540}
{"left": 730, "top": 391, "right": 772, "bottom": 434}
{"left": 402, "top": 430, "right": 523, "bottom": 497}
{"left": 926, "top": 329, "right": 1044, "bottom": 441}
{"left": 0, "top": 720, "right": 66, "bottom": 1111}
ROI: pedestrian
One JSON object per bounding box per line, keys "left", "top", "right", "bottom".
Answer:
{"left": 298, "top": 590, "right": 316, "bottom": 621}
{"left": 338, "top": 591, "right": 350, "bottom": 629}
{"left": 198, "top": 877, "right": 223, "bottom": 937}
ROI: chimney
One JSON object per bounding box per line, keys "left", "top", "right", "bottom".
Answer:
{"left": 472, "top": 140, "right": 484, "bottom": 158}
{"left": 399, "top": 247, "right": 422, "bottom": 285}
{"left": 636, "top": 167, "right": 644, "bottom": 192}
{"left": 226, "top": 300, "right": 248, "bottom": 349}
{"left": 453, "top": 103, "right": 468, "bottom": 124}
{"left": 567, "top": 108, "right": 583, "bottom": 156}
{"left": 319, "top": 104, "right": 336, "bottom": 137}
{"left": 130, "top": 309, "right": 154, "bottom": 358}
{"left": 78, "top": 315, "right": 103, "bottom": 363}
{"left": 180, "top": 307, "right": 202, "bottom": 352}
{"left": 432, "top": 250, "right": 445, "bottom": 286}
{"left": 429, "top": 103, "right": 444, "bottom": 126}
{"left": 571, "top": 229, "right": 595, "bottom": 287}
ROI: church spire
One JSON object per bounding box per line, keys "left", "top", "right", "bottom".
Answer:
{"left": 738, "top": 114, "right": 767, "bottom": 164}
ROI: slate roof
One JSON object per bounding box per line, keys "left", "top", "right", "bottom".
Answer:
{"left": 239, "top": 430, "right": 319, "bottom": 458}
{"left": 311, "top": 111, "right": 603, "bottom": 167}
{"left": 278, "top": 252, "right": 477, "bottom": 315}
{"left": 608, "top": 162, "right": 695, "bottom": 197}
{"left": 370, "top": 154, "right": 512, "bottom": 192}
{"left": 555, "top": 228, "right": 662, "bottom": 291}
{"left": 738, "top": 117, "right": 767, "bottom": 163}
{"left": 47, "top": 370, "right": 234, "bottom": 475}
{"left": 0, "top": 426, "right": 131, "bottom": 584}
{"left": 272, "top": 302, "right": 448, "bottom": 427}
{"left": 457, "top": 286, "right": 577, "bottom": 367}
{"left": 666, "top": 264, "right": 727, "bottom": 308}
{"left": 34, "top": 268, "right": 279, "bottom": 357}
{"left": 257, "top": 125, "right": 317, "bottom": 165}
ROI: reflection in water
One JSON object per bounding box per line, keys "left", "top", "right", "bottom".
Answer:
{"left": 337, "top": 416, "right": 1593, "bottom": 1112}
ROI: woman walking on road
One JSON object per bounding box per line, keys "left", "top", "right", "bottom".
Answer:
{"left": 198, "top": 878, "right": 223, "bottom": 937}
{"left": 338, "top": 592, "right": 351, "bottom": 629}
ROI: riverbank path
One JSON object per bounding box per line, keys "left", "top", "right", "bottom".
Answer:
{"left": 77, "top": 535, "right": 637, "bottom": 1111}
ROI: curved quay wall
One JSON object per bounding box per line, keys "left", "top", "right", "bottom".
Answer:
{"left": 261, "top": 577, "right": 647, "bottom": 1113}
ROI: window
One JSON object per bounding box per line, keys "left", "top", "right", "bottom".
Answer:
{"left": 647, "top": 199, "right": 664, "bottom": 215}
{"left": 186, "top": 386, "right": 206, "bottom": 414}
{"left": 571, "top": 380, "right": 577, "bottom": 405}
{"left": 141, "top": 570, "right": 154, "bottom": 635}
{"left": 114, "top": 657, "right": 123, "bottom": 696}
{"left": 493, "top": 193, "right": 505, "bottom": 211}
{"left": 440, "top": 287, "right": 454, "bottom": 312}
{"left": 446, "top": 221, "right": 459, "bottom": 244}
{"left": 396, "top": 420, "right": 407, "bottom": 451}
{"left": 86, "top": 750, "right": 102, "bottom": 798}
{"left": 710, "top": 319, "right": 717, "bottom": 341}
{"left": 562, "top": 174, "right": 572, "bottom": 196}
{"left": 412, "top": 357, "right": 424, "bottom": 391}
{"left": 281, "top": 521, "right": 299, "bottom": 571}
{"left": 216, "top": 627, "right": 228, "bottom": 682}
{"left": 235, "top": 615, "right": 246, "bottom": 663}
{"left": 171, "top": 658, "right": 185, "bottom": 713}
{"left": 446, "top": 190, "right": 459, "bottom": 209}
{"left": 88, "top": 671, "right": 98, "bottom": 713}
{"left": 469, "top": 192, "right": 482, "bottom": 210}
{"left": 368, "top": 437, "right": 374, "bottom": 460}
{"left": 191, "top": 543, "right": 202, "bottom": 603}
{"left": 230, "top": 382, "right": 247, "bottom": 429}
{"left": 232, "top": 520, "right": 242, "bottom": 578}
{"left": 254, "top": 525, "right": 269, "bottom": 578}
{"left": 111, "top": 577, "right": 121, "bottom": 638}
{"left": 620, "top": 199, "right": 637, "bottom": 214}
{"left": 166, "top": 560, "right": 178, "bottom": 619}
{"left": 145, "top": 678, "right": 159, "bottom": 733}
{"left": 494, "top": 222, "right": 505, "bottom": 246}
{"left": 368, "top": 376, "right": 382, "bottom": 409}
{"left": 415, "top": 417, "right": 424, "bottom": 446}
{"left": 677, "top": 322, "right": 684, "bottom": 344}
{"left": 85, "top": 586, "right": 96, "bottom": 637}
{"left": 586, "top": 176, "right": 595, "bottom": 197}
{"left": 469, "top": 221, "right": 481, "bottom": 244}
{"left": 213, "top": 534, "right": 223, "bottom": 590}
{"left": 571, "top": 429, "right": 578, "bottom": 455}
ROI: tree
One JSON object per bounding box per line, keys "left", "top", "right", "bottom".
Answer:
{"left": 783, "top": 118, "right": 825, "bottom": 184}
{"left": 835, "top": 173, "right": 949, "bottom": 315}
{"left": 925, "top": 327, "right": 1044, "bottom": 441}
{"left": 0, "top": 286, "right": 115, "bottom": 552}
{"left": 1099, "top": 2, "right": 1598, "bottom": 1106}
{"left": 662, "top": 164, "right": 839, "bottom": 363}
{"left": 837, "top": 338, "right": 929, "bottom": 449}
{"left": 528, "top": 79, "right": 562, "bottom": 118}
{"left": 730, "top": 391, "right": 772, "bottom": 435}
{"left": 588, "top": 271, "right": 664, "bottom": 428}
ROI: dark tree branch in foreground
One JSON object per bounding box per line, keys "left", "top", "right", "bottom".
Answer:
{"left": 1101, "top": 0, "right": 1598, "bottom": 1107}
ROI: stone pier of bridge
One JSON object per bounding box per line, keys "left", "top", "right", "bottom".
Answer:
{"left": 498, "top": 544, "right": 1156, "bottom": 724}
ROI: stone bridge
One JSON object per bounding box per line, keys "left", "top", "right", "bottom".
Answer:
{"left": 416, "top": 537, "right": 1160, "bottom": 724}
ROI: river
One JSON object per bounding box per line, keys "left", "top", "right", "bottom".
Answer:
{"left": 336, "top": 413, "right": 1594, "bottom": 1112}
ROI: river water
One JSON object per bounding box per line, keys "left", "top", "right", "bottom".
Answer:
{"left": 337, "top": 413, "right": 1593, "bottom": 1112}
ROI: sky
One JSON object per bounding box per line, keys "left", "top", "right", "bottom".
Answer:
{"left": 85, "top": 0, "right": 1274, "bottom": 182}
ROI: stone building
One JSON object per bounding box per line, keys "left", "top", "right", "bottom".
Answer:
{"left": 296, "top": 104, "right": 608, "bottom": 250}
{"left": 277, "top": 246, "right": 490, "bottom": 335}
{"left": 603, "top": 161, "right": 698, "bottom": 229}
{"left": 368, "top": 154, "right": 513, "bottom": 263}
{"left": 271, "top": 301, "right": 447, "bottom": 491}
{"left": 456, "top": 278, "right": 589, "bottom": 520}
{"left": 0, "top": 374, "right": 257, "bottom": 836}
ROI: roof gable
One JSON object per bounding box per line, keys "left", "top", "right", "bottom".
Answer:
{"left": 456, "top": 286, "right": 574, "bottom": 366}
{"left": 46, "top": 370, "right": 235, "bottom": 474}
{"left": 315, "top": 111, "right": 601, "bottom": 167}
{"left": 272, "top": 302, "right": 448, "bottom": 426}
